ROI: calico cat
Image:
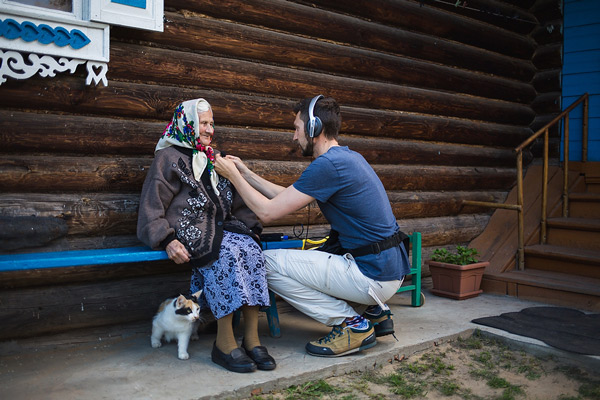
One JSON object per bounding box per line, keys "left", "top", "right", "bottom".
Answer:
{"left": 151, "top": 291, "right": 202, "bottom": 360}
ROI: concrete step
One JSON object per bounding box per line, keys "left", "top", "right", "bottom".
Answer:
{"left": 524, "top": 244, "right": 600, "bottom": 279}
{"left": 546, "top": 217, "right": 600, "bottom": 251}
{"left": 569, "top": 192, "right": 600, "bottom": 218}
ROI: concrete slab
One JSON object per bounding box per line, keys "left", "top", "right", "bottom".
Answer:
{"left": 1, "top": 280, "right": 598, "bottom": 400}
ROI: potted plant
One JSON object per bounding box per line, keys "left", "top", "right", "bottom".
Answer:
{"left": 426, "top": 246, "right": 488, "bottom": 300}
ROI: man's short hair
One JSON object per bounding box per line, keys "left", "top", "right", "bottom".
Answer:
{"left": 294, "top": 96, "right": 341, "bottom": 140}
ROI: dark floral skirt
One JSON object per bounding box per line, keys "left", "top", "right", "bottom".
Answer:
{"left": 190, "top": 231, "right": 269, "bottom": 319}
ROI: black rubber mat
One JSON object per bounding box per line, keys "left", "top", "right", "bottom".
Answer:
{"left": 472, "top": 306, "right": 600, "bottom": 355}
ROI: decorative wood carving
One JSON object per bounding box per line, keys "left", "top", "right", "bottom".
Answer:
{"left": 0, "top": 49, "right": 107, "bottom": 86}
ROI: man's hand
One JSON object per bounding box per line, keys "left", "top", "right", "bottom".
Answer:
{"left": 166, "top": 239, "right": 191, "bottom": 264}
{"left": 226, "top": 155, "right": 251, "bottom": 177}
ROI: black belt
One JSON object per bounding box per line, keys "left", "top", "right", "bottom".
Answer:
{"left": 347, "top": 231, "right": 409, "bottom": 258}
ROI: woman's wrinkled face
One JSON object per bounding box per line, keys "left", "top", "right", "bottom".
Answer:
{"left": 197, "top": 109, "right": 214, "bottom": 146}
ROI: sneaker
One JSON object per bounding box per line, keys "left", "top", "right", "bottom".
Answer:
{"left": 305, "top": 321, "right": 376, "bottom": 357}
{"left": 363, "top": 306, "right": 394, "bottom": 337}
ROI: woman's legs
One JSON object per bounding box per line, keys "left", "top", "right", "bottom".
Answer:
{"left": 215, "top": 313, "right": 238, "bottom": 354}
{"left": 241, "top": 305, "right": 276, "bottom": 370}
{"left": 241, "top": 305, "right": 261, "bottom": 350}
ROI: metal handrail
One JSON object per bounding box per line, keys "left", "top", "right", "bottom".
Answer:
{"left": 463, "top": 92, "right": 589, "bottom": 270}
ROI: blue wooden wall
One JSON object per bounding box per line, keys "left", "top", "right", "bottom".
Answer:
{"left": 562, "top": 0, "right": 600, "bottom": 161}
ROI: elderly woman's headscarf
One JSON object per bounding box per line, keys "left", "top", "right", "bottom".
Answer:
{"left": 155, "top": 98, "right": 220, "bottom": 194}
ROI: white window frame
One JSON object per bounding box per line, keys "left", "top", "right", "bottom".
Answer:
{"left": 89, "top": 0, "right": 163, "bottom": 32}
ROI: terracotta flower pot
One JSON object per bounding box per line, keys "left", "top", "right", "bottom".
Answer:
{"left": 426, "top": 260, "right": 488, "bottom": 300}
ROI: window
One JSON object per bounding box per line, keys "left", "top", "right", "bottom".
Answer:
{"left": 0, "top": 0, "right": 163, "bottom": 86}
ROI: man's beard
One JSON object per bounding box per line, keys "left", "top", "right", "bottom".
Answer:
{"left": 301, "top": 137, "right": 314, "bottom": 157}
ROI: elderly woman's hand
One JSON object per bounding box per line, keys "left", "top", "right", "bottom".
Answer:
{"left": 214, "top": 154, "right": 240, "bottom": 180}
{"left": 166, "top": 239, "right": 191, "bottom": 264}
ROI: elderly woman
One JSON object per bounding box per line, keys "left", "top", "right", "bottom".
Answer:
{"left": 137, "top": 98, "right": 275, "bottom": 373}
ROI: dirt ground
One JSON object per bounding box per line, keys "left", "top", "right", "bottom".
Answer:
{"left": 247, "top": 332, "right": 600, "bottom": 400}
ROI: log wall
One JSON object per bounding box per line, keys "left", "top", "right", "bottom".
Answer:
{"left": 0, "top": 0, "right": 559, "bottom": 339}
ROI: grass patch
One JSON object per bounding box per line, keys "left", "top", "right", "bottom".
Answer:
{"left": 381, "top": 372, "right": 427, "bottom": 398}
{"left": 434, "top": 379, "right": 461, "bottom": 396}
{"left": 579, "top": 381, "right": 600, "bottom": 399}
{"left": 284, "top": 380, "right": 344, "bottom": 399}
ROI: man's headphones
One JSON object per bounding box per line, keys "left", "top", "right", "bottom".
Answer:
{"left": 306, "top": 94, "right": 324, "bottom": 138}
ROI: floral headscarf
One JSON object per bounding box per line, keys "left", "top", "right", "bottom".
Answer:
{"left": 155, "top": 98, "right": 220, "bottom": 194}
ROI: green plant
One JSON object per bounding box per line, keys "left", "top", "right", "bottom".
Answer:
{"left": 431, "top": 246, "right": 480, "bottom": 265}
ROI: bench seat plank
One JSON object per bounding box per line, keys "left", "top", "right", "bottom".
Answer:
{"left": 0, "top": 246, "right": 168, "bottom": 272}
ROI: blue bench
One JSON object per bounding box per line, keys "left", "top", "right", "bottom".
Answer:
{"left": 0, "top": 233, "right": 422, "bottom": 338}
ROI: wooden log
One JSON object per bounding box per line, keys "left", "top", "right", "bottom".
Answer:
{"left": 340, "top": 136, "right": 517, "bottom": 167}
{"left": 1, "top": 234, "right": 146, "bottom": 255}
{"left": 530, "top": 92, "right": 561, "bottom": 115}
{"left": 532, "top": 69, "right": 561, "bottom": 93}
{"left": 387, "top": 191, "right": 507, "bottom": 220}
{"left": 168, "top": 0, "right": 535, "bottom": 60}
{"left": 0, "top": 216, "right": 68, "bottom": 251}
{"left": 0, "top": 93, "right": 532, "bottom": 148}
{"left": 343, "top": 109, "right": 532, "bottom": 147}
{"left": 0, "top": 190, "right": 506, "bottom": 244}
{"left": 530, "top": 0, "right": 563, "bottom": 24}
{"left": 0, "top": 259, "right": 182, "bottom": 289}
{"left": 413, "top": 0, "right": 537, "bottom": 34}
{"left": 370, "top": 164, "right": 516, "bottom": 191}
{"left": 530, "top": 115, "right": 561, "bottom": 138}
{"left": 0, "top": 156, "right": 517, "bottom": 193}
{"left": 0, "top": 271, "right": 191, "bottom": 340}
{"left": 400, "top": 214, "right": 492, "bottom": 247}
{"left": 0, "top": 155, "right": 153, "bottom": 193}
{"left": 532, "top": 43, "right": 562, "bottom": 70}
{"left": 0, "top": 111, "right": 160, "bottom": 155}
{"left": 0, "top": 193, "right": 139, "bottom": 237}
{"left": 108, "top": 42, "right": 535, "bottom": 125}
{"left": 112, "top": 12, "right": 535, "bottom": 103}
{"left": 530, "top": 21, "right": 563, "bottom": 46}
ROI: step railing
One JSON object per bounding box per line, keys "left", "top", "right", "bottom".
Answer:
{"left": 463, "top": 93, "right": 589, "bottom": 270}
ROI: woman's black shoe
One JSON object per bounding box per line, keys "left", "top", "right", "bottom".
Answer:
{"left": 211, "top": 342, "right": 257, "bottom": 373}
{"left": 245, "top": 345, "right": 277, "bottom": 370}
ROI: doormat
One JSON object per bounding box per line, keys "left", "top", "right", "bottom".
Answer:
{"left": 472, "top": 306, "right": 600, "bottom": 355}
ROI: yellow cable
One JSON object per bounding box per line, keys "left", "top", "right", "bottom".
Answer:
{"left": 302, "top": 237, "right": 328, "bottom": 250}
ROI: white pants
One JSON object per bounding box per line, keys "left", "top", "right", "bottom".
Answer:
{"left": 264, "top": 249, "right": 403, "bottom": 326}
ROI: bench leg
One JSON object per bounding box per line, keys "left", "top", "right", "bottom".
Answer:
{"left": 264, "top": 290, "right": 281, "bottom": 338}
{"left": 410, "top": 232, "right": 422, "bottom": 307}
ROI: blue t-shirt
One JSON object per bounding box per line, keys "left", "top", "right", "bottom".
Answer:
{"left": 293, "top": 146, "right": 411, "bottom": 281}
